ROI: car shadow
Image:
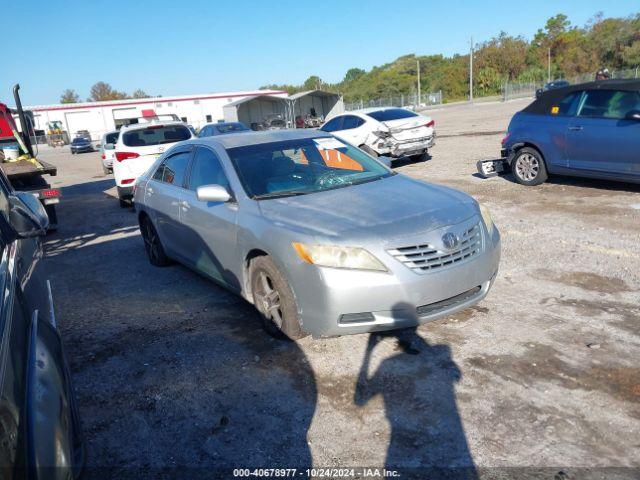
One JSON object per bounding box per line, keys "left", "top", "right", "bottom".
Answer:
{"left": 45, "top": 176, "right": 318, "bottom": 476}
{"left": 354, "top": 306, "right": 477, "bottom": 479}
{"left": 392, "top": 153, "right": 432, "bottom": 168}
{"left": 483, "top": 165, "right": 640, "bottom": 193}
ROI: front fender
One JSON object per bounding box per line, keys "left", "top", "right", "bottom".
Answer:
{"left": 26, "top": 313, "right": 84, "bottom": 478}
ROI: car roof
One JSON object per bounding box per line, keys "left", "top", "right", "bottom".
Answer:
{"left": 526, "top": 79, "right": 640, "bottom": 114}
{"left": 186, "top": 128, "right": 332, "bottom": 149}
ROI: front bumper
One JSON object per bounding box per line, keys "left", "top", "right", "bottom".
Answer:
{"left": 293, "top": 223, "right": 501, "bottom": 337}
{"left": 71, "top": 147, "right": 93, "bottom": 153}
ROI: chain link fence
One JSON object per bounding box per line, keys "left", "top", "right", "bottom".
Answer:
{"left": 345, "top": 91, "right": 443, "bottom": 111}
{"left": 502, "top": 68, "right": 640, "bottom": 102}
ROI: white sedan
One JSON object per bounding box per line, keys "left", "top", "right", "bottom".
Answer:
{"left": 320, "top": 107, "right": 435, "bottom": 161}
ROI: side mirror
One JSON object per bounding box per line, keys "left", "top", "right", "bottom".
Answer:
{"left": 378, "top": 156, "right": 393, "bottom": 168}
{"left": 9, "top": 192, "right": 49, "bottom": 237}
{"left": 535, "top": 89, "right": 543, "bottom": 99}
{"left": 104, "top": 143, "right": 115, "bottom": 150}
{"left": 625, "top": 110, "right": 640, "bottom": 121}
{"left": 196, "top": 184, "right": 231, "bottom": 203}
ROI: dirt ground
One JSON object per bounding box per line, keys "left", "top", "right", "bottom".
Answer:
{"left": 40, "top": 98, "right": 639, "bottom": 479}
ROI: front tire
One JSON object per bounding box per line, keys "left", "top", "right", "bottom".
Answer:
{"left": 250, "top": 256, "right": 308, "bottom": 340}
{"left": 512, "top": 147, "right": 548, "bottom": 186}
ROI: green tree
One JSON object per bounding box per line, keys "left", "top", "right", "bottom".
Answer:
{"left": 302, "top": 76, "right": 323, "bottom": 90}
{"left": 60, "top": 89, "right": 80, "bottom": 104}
{"left": 88, "top": 82, "right": 128, "bottom": 102}
{"left": 131, "top": 89, "right": 150, "bottom": 99}
{"left": 343, "top": 68, "right": 366, "bottom": 83}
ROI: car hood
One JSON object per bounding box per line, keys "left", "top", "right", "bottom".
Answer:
{"left": 257, "top": 174, "right": 478, "bottom": 243}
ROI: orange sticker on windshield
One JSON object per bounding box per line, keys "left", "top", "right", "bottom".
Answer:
{"left": 551, "top": 106, "right": 559, "bottom": 115}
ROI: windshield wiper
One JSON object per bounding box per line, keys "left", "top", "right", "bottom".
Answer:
{"left": 253, "top": 190, "right": 310, "bottom": 200}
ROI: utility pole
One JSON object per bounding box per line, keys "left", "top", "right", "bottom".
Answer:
{"left": 548, "top": 47, "right": 551, "bottom": 82}
{"left": 469, "top": 37, "right": 474, "bottom": 103}
{"left": 416, "top": 59, "right": 421, "bottom": 109}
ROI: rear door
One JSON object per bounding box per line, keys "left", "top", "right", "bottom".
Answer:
{"left": 332, "top": 115, "right": 366, "bottom": 145}
{"left": 178, "top": 146, "right": 240, "bottom": 289}
{"left": 566, "top": 89, "right": 640, "bottom": 175}
{"left": 145, "top": 147, "right": 193, "bottom": 259}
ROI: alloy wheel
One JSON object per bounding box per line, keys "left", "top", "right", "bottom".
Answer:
{"left": 143, "top": 220, "right": 161, "bottom": 263}
{"left": 254, "top": 271, "right": 283, "bottom": 328}
{"left": 515, "top": 153, "right": 540, "bottom": 181}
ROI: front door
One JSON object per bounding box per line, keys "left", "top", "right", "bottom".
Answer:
{"left": 566, "top": 89, "right": 640, "bottom": 176}
{"left": 179, "top": 146, "right": 240, "bottom": 290}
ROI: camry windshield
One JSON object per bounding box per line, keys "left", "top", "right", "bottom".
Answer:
{"left": 227, "top": 137, "right": 393, "bottom": 199}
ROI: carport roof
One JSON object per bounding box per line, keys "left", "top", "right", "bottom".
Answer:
{"left": 224, "top": 94, "right": 288, "bottom": 107}
{"left": 288, "top": 90, "right": 341, "bottom": 101}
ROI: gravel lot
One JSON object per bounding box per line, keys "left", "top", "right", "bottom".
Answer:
{"left": 40, "top": 98, "right": 639, "bottom": 478}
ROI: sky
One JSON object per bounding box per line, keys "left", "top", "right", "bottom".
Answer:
{"left": 3, "top": 0, "right": 639, "bottom": 106}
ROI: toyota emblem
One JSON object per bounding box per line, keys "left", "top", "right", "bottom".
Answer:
{"left": 442, "top": 232, "right": 459, "bottom": 250}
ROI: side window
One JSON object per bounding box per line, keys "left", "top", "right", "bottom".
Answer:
{"left": 341, "top": 116, "right": 364, "bottom": 130}
{"left": 155, "top": 151, "right": 191, "bottom": 187}
{"left": 188, "top": 147, "right": 230, "bottom": 191}
{"left": 556, "top": 91, "right": 583, "bottom": 116}
{"left": 320, "top": 117, "right": 343, "bottom": 132}
{"left": 578, "top": 90, "right": 640, "bottom": 119}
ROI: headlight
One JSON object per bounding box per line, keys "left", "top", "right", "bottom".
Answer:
{"left": 292, "top": 243, "right": 387, "bottom": 272}
{"left": 479, "top": 203, "right": 494, "bottom": 233}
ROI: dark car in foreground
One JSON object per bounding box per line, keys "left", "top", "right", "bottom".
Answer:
{"left": 198, "top": 121, "right": 250, "bottom": 137}
{"left": 480, "top": 79, "right": 640, "bottom": 185}
{"left": 70, "top": 136, "right": 94, "bottom": 154}
{"left": 0, "top": 170, "right": 83, "bottom": 476}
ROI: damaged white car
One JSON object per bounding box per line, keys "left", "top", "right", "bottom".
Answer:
{"left": 320, "top": 107, "right": 435, "bottom": 162}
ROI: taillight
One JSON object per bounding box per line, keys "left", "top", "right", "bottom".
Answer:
{"left": 101, "top": 154, "right": 106, "bottom": 160}
{"left": 426, "top": 120, "right": 435, "bottom": 128}
{"left": 121, "top": 178, "right": 135, "bottom": 185}
{"left": 42, "top": 189, "right": 61, "bottom": 198}
{"left": 501, "top": 132, "right": 512, "bottom": 146}
{"left": 115, "top": 151, "right": 140, "bottom": 162}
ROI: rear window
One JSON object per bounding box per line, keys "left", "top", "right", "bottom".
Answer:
{"left": 122, "top": 125, "right": 191, "bottom": 147}
{"left": 105, "top": 132, "right": 119, "bottom": 144}
{"left": 216, "top": 123, "right": 249, "bottom": 134}
{"left": 366, "top": 108, "right": 418, "bottom": 122}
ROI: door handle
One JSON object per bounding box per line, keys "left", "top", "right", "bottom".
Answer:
{"left": 568, "top": 126, "right": 583, "bottom": 131}
{"left": 179, "top": 200, "right": 190, "bottom": 209}
{"left": 147, "top": 187, "right": 154, "bottom": 194}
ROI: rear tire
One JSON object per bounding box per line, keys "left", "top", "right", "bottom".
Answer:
{"left": 140, "top": 216, "right": 171, "bottom": 267}
{"left": 103, "top": 165, "right": 111, "bottom": 175}
{"left": 512, "top": 147, "right": 548, "bottom": 186}
{"left": 250, "top": 256, "right": 308, "bottom": 340}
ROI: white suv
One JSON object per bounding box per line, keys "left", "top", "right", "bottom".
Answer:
{"left": 320, "top": 107, "right": 435, "bottom": 162}
{"left": 113, "top": 121, "right": 193, "bottom": 207}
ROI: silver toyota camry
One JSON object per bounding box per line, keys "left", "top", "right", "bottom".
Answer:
{"left": 134, "top": 130, "right": 500, "bottom": 339}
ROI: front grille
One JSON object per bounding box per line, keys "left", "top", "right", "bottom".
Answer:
{"left": 416, "top": 286, "right": 482, "bottom": 317}
{"left": 387, "top": 223, "right": 482, "bottom": 273}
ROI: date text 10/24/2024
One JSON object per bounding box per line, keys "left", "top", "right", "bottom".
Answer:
{"left": 233, "top": 468, "right": 401, "bottom": 478}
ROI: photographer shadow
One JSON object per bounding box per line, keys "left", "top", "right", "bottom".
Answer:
{"left": 355, "top": 303, "right": 477, "bottom": 479}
